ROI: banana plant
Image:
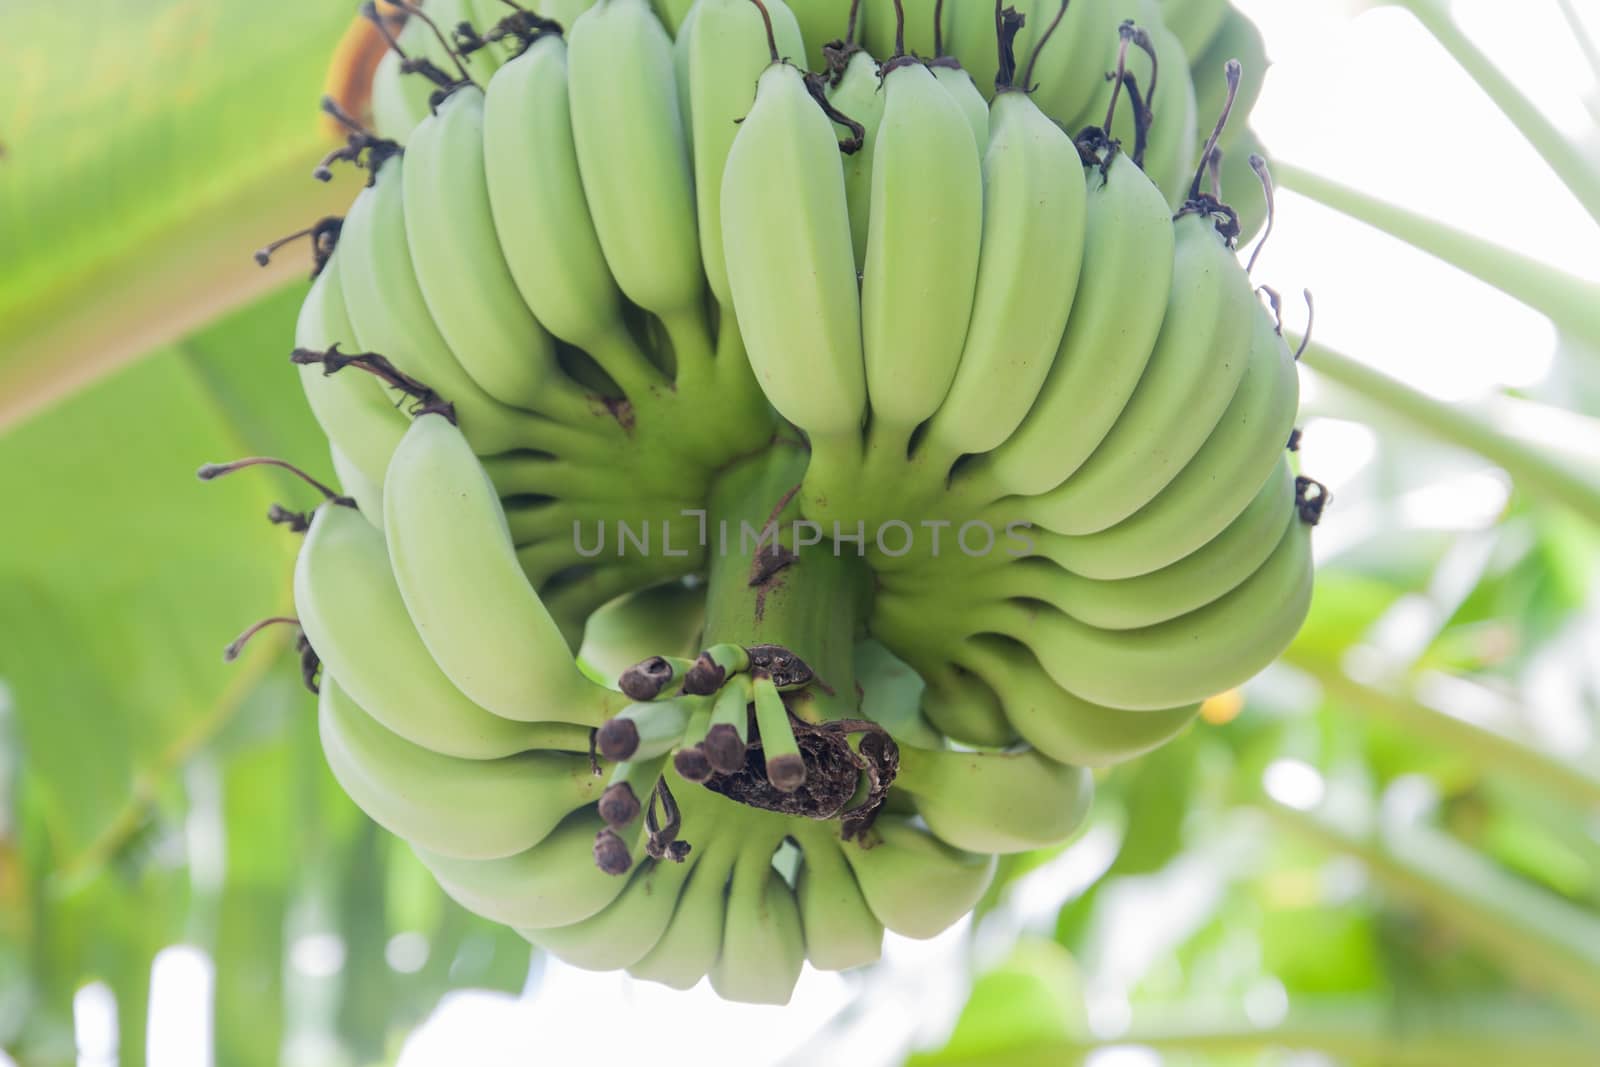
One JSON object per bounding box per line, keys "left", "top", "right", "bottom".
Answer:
{"left": 1, "top": 0, "right": 1598, "bottom": 1063}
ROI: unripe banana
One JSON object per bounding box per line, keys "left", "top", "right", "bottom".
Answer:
{"left": 708, "top": 841, "right": 806, "bottom": 1004}
{"left": 973, "top": 149, "right": 1175, "bottom": 497}
{"left": 1002, "top": 459, "right": 1297, "bottom": 628}
{"left": 369, "top": 47, "right": 431, "bottom": 143}
{"left": 792, "top": 824, "right": 884, "bottom": 970}
{"left": 383, "top": 413, "right": 622, "bottom": 723}
{"left": 416, "top": 810, "right": 637, "bottom": 928}
{"left": 567, "top": 0, "right": 705, "bottom": 331}
{"left": 893, "top": 744, "right": 1094, "bottom": 854}
{"left": 482, "top": 35, "right": 665, "bottom": 398}
{"left": 328, "top": 443, "right": 385, "bottom": 527}
{"left": 686, "top": 0, "right": 806, "bottom": 308}
{"left": 861, "top": 61, "right": 984, "bottom": 445}
{"left": 826, "top": 48, "right": 887, "bottom": 271}
{"left": 722, "top": 60, "right": 867, "bottom": 440}
{"left": 1016, "top": 0, "right": 1120, "bottom": 131}
{"left": 318, "top": 678, "right": 603, "bottom": 860}
{"left": 402, "top": 86, "right": 582, "bottom": 418}
{"left": 521, "top": 842, "right": 702, "bottom": 970}
{"left": 854, "top": 638, "right": 942, "bottom": 750}
{"left": 841, "top": 816, "right": 996, "bottom": 939}
{"left": 294, "top": 260, "right": 406, "bottom": 511}
{"left": 930, "top": 61, "right": 990, "bottom": 148}
{"left": 1029, "top": 304, "right": 1299, "bottom": 579}
{"left": 296, "top": 503, "right": 598, "bottom": 755}
{"left": 958, "top": 635, "right": 1199, "bottom": 767}
{"left": 1024, "top": 210, "right": 1255, "bottom": 535}
{"left": 1160, "top": 0, "right": 1229, "bottom": 57}
{"left": 578, "top": 579, "right": 706, "bottom": 684}
{"left": 628, "top": 825, "right": 740, "bottom": 989}
{"left": 992, "top": 514, "right": 1314, "bottom": 710}
{"left": 919, "top": 656, "right": 1019, "bottom": 748}
{"left": 338, "top": 157, "right": 546, "bottom": 456}
{"left": 921, "top": 89, "right": 1087, "bottom": 466}
{"left": 939, "top": 0, "right": 999, "bottom": 100}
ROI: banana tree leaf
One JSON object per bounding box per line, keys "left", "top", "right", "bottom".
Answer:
{"left": 0, "top": 282, "right": 327, "bottom": 867}
{"left": 0, "top": 0, "right": 361, "bottom": 428}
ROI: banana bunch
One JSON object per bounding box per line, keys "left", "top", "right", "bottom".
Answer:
{"left": 211, "top": 0, "right": 1327, "bottom": 1004}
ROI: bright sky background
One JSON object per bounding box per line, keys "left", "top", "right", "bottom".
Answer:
{"left": 60, "top": 2, "right": 1600, "bottom": 1065}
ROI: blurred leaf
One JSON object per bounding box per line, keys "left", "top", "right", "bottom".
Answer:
{"left": 0, "top": 282, "right": 325, "bottom": 868}
{"left": 0, "top": 1, "right": 359, "bottom": 425}
{"left": 906, "top": 939, "right": 1087, "bottom": 1067}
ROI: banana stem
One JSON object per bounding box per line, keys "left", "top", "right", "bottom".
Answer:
{"left": 1286, "top": 651, "right": 1600, "bottom": 811}
{"left": 1274, "top": 162, "right": 1600, "bottom": 351}
{"left": 1263, "top": 799, "right": 1600, "bottom": 1016}
{"left": 1297, "top": 342, "right": 1600, "bottom": 527}
{"left": 1393, "top": 0, "right": 1600, "bottom": 225}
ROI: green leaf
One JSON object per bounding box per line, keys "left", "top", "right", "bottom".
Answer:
{"left": 0, "top": 283, "right": 327, "bottom": 866}
{"left": 0, "top": 0, "right": 359, "bottom": 425}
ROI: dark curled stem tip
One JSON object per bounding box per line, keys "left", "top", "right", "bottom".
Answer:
{"left": 598, "top": 782, "right": 642, "bottom": 828}
{"left": 1295, "top": 475, "right": 1330, "bottom": 526}
{"left": 1129, "top": 23, "right": 1158, "bottom": 112}
{"left": 596, "top": 718, "right": 640, "bottom": 762}
{"left": 1206, "top": 145, "right": 1224, "bottom": 202}
{"left": 1021, "top": 0, "right": 1070, "bottom": 94}
{"left": 805, "top": 73, "right": 866, "bottom": 153}
{"left": 821, "top": 39, "right": 861, "bottom": 85}
{"left": 1287, "top": 427, "right": 1302, "bottom": 452}
{"left": 1190, "top": 58, "right": 1242, "bottom": 203}
{"left": 290, "top": 346, "right": 457, "bottom": 423}
{"left": 618, "top": 656, "right": 675, "bottom": 701}
{"left": 992, "top": 3, "right": 1027, "bottom": 93}
{"left": 588, "top": 728, "right": 601, "bottom": 775}
{"left": 1103, "top": 25, "right": 1133, "bottom": 135}
{"left": 1245, "top": 153, "right": 1277, "bottom": 274}
{"left": 196, "top": 456, "right": 352, "bottom": 505}
{"left": 1257, "top": 284, "right": 1285, "bottom": 334}
{"left": 1294, "top": 289, "right": 1315, "bottom": 361}
{"left": 267, "top": 503, "right": 312, "bottom": 533}
{"left": 673, "top": 746, "right": 713, "bottom": 783}
{"left": 1121, "top": 71, "right": 1150, "bottom": 168}
{"left": 254, "top": 217, "right": 343, "bottom": 278}
{"left": 297, "top": 634, "right": 322, "bottom": 695}
{"left": 644, "top": 779, "right": 690, "bottom": 862}
{"left": 593, "top": 829, "right": 632, "bottom": 875}
{"left": 747, "top": 0, "right": 779, "bottom": 62}
{"left": 388, "top": 0, "right": 475, "bottom": 84}
{"left": 223, "top": 616, "right": 299, "bottom": 662}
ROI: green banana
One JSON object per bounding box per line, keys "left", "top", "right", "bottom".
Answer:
{"left": 708, "top": 839, "right": 807, "bottom": 1004}
{"left": 1017, "top": 0, "right": 1120, "bottom": 132}
{"left": 792, "top": 824, "right": 884, "bottom": 970}
{"left": 958, "top": 635, "right": 1200, "bottom": 767}
{"left": 1022, "top": 210, "right": 1256, "bottom": 535}
{"left": 685, "top": 0, "right": 806, "bottom": 308}
{"left": 971, "top": 148, "right": 1175, "bottom": 498}
{"left": 521, "top": 845, "right": 701, "bottom": 970}
{"left": 861, "top": 59, "right": 984, "bottom": 456}
{"left": 416, "top": 809, "right": 637, "bottom": 928}
{"left": 986, "top": 459, "right": 1297, "bottom": 628}
{"left": 722, "top": 60, "right": 867, "bottom": 442}
{"left": 893, "top": 743, "right": 1094, "bottom": 854}
{"left": 567, "top": 0, "right": 708, "bottom": 361}
{"left": 842, "top": 816, "right": 996, "bottom": 939}
{"left": 402, "top": 86, "right": 586, "bottom": 420}
{"left": 328, "top": 442, "right": 385, "bottom": 527}
{"left": 627, "top": 820, "right": 741, "bottom": 989}
{"left": 295, "top": 502, "right": 599, "bottom": 755}
{"left": 826, "top": 47, "right": 887, "bottom": 272}
{"left": 986, "top": 514, "right": 1314, "bottom": 710}
{"left": 854, "top": 637, "right": 942, "bottom": 749}
{"left": 1160, "top": 0, "right": 1229, "bottom": 57}
{"left": 1026, "top": 303, "right": 1299, "bottom": 579}
{"left": 577, "top": 579, "right": 706, "bottom": 684}
{"left": 293, "top": 259, "right": 406, "bottom": 512}
{"left": 383, "top": 413, "right": 622, "bottom": 723}
{"left": 368, "top": 46, "right": 431, "bottom": 143}
{"left": 318, "top": 678, "right": 602, "bottom": 860}
{"left": 920, "top": 89, "right": 1087, "bottom": 468}
{"left": 930, "top": 60, "right": 990, "bottom": 148}
{"left": 482, "top": 34, "right": 665, "bottom": 399}
{"left": 337, "top": 156, "right": 554, "bottom": 456}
